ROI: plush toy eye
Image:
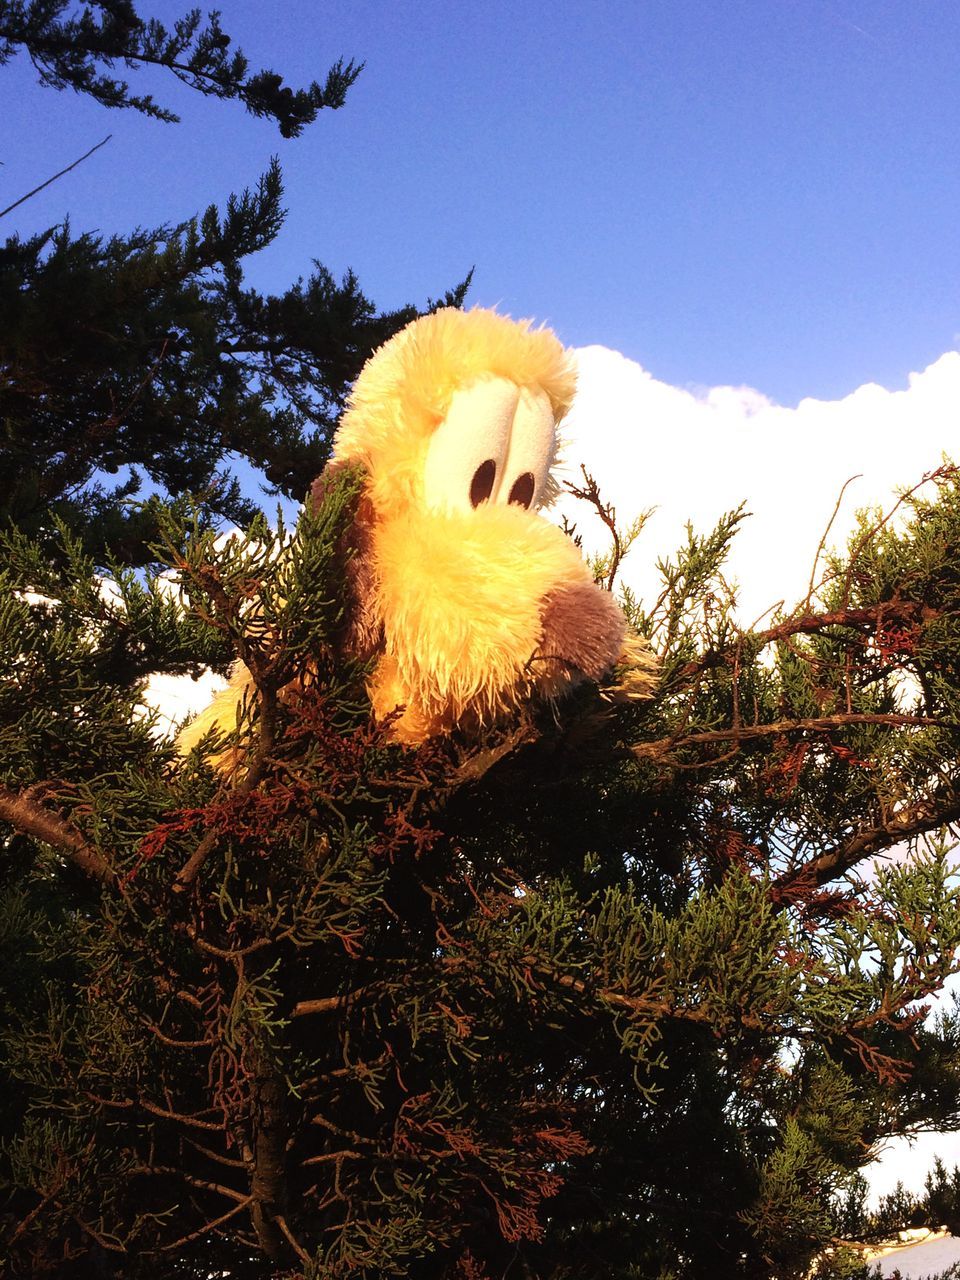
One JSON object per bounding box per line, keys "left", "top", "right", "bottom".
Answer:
{"left": 470, "top": 459, "right": 497, "bottom": 506}
{"left": 423, "top": 377, "right": 518, "bottom": 514}
{"left": 501, "top": 386, "right": 556, "bottom": 511}
{"left": 508, "top": 472, "right": 535, "bottom": 508}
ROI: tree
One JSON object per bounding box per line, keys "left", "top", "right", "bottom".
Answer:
{"left": 0, "top": 2, "right": 470, "bottom": 566}
{"left": 0, "top": 166, "right": 469, "bottom": 566}
{"left": 3, "top": 461, "right": 960, "bottom": 1278}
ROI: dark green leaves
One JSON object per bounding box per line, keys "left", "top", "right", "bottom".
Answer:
{"left": 0, "top": 1, "right": 361, "bottom": 134}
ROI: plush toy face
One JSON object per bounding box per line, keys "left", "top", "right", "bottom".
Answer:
{"left": 422, "top": 378, "right": 556, "bottom": 516}
{"left": 332, "top": 307, "right": 577, "bottom": 525}
{"left": 328, "top": 307, "right": 636, "bottom": 742}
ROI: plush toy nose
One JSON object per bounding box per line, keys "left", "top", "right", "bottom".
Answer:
{"left": 537, "top": 581, "right": 626, "bottom": 681}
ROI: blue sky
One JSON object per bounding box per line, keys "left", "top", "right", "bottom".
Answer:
{"left": 4, "top": 0, "right": 960, "bottom": 405}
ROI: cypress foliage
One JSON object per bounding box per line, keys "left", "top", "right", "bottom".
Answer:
{"left": 0, "top": 162, "right": 470, "bottom": 566}
{"left": 0, "top": 1, "right": 361, "bottom": 133}
{"left": 3, "top": 466, "right": 960, "bottom": 1278}
{"left": 1, "top": 1, "right": 471, "bottom": 565}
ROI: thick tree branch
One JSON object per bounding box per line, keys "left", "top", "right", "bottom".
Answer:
{"left": 0, "top": 784, "right": 117, "bottom": 885}
{"left": 249, "top": 1048, "right": 288, "bottom": 1260}
{"left": 776, "top": 791, "right": 960, "bottom": 889}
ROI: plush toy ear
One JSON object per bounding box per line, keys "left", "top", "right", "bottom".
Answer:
{"left": 308, "top": 461, "right": 383, "bottom": 662}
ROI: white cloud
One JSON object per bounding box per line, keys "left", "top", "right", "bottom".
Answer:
{"left": 556, "top": 347, "right": 960, "bottom": 622}
{"left": 143, "top": 668, "right": 227, "bottom": 739}
{"left": 558, "top": 347, "right": 960, "bottom": 1204}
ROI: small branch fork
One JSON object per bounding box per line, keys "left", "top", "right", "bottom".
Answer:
{"left": 564, "top": 465, "right": 632, "bottom": 591}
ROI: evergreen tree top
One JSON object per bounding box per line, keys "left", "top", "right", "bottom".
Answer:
{"left": 0, "top": 1, "right": 362, "bottom": 135}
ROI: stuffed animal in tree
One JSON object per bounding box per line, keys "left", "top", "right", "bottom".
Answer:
{"left": 178, "top": 307, "right": 655, "bottom": 761}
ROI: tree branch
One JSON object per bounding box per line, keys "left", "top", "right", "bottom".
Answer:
{"left": 0, "top": 134, "right": 112, "bottom": 219}
{"left": 0, "top": 785, "right": 117, "bottom": 885}
{"left": 633, "top": 713, "right": 938, "bottom": 764}
{"left": 670, "top": 600, "right": 932, "bottom": 688}
{"left": 291, "top": 987, "right": 370, "bottom": 1018}
{"left": 776, "top": 791, "right": 960, "bottom": 889}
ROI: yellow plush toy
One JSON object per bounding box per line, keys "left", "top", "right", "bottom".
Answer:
{"left": 178, "top": 307, "right": 655, "bottom": 759}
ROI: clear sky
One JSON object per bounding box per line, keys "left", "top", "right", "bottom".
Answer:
{"left": 5, "top": 0, "right": 960, "bottom": 1210}
{"left": 4, "top": 0, "right": 960, "bottom": 406}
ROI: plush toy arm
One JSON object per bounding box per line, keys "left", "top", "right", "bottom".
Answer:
{"left": 175, "top": 661, "right": 255, "bottom": 772}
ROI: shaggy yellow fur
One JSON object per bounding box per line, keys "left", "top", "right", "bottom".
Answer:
{"left": 333, "top": 307, "right": 577, "bottom": 519}
{"left": 178, "top": 307, "right": 653, "bottom": 763}
{"left": 371, "top": 502, "right": 604, "bottom": 740}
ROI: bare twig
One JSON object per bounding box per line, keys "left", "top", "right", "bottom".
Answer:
{"left": 802, "top": 473, "right": 862, "bottom": 613}
{"left": 275, "top": 1214, "right": 312, "bottom": 1264}
{"left": 139, "top": 1098, "right": 225, "bottom": 1132}
{"left": 156, "top": 1195, "right": 253, "bottom": 1252}
{"left": 564, "top": 465, "right": 652, "bottom": 591}
{"left": 0, "top": 134, "right": 112, "bottom": 219}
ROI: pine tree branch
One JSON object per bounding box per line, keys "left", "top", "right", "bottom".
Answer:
{"left": 776, "top": 789, "right": 960, "bottom": 889}
{"left": 274, "top": 1214, "right": 311, "bottom": 1264}
{"left": 137, "top": 1165, "right": 249, "bottom": 1203}
{"left": 71, "top": 1215, "right": 125, "bottom": 1253}
{"left": 139, "top": 1098, "right": 225, "bottom": 1132}
{"left": 291, "top": 987, "right": 370, "bottom": 1017}
{"left": 671, "top": 600, "right": 933, "bottom": 687}
{"left": 156, "top": 1194, "right": 254, "bottom": 1252}
{"left": 633, "top": 712, "right": 938, "bottom": 764}
{"left": 0, "top": 784, "right": 117, "bottom": 884}
{"left": 182, "top": 1136, "right": 247, "bottom": 1171}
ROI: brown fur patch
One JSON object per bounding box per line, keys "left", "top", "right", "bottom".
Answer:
{"left": 536, "top": 583, "right": 626, "bottom": 682}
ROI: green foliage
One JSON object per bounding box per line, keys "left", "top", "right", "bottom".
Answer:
{"left": 5, "top": 466, "right": 960, "bottom": 1276}
{"left": 0, "top": 1, "right": 361, "bottom": 133}
{"left": 0, "top": 161, "right": 470, "bottom": 566}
